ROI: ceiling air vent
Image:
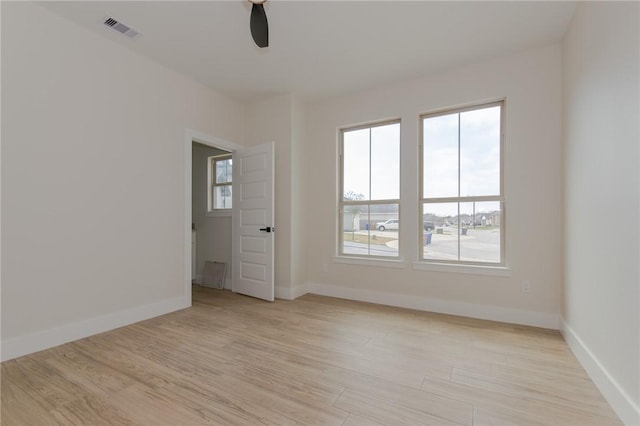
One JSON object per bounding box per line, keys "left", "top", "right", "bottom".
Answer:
{"left": 103, "top": 17, "right": 139, "bottom": 38}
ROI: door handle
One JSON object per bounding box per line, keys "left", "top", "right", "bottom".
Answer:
{"left": 259, "top": 226, "right": 274, "bottom": 233}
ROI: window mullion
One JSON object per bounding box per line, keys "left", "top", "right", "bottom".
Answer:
{"left": 368, "top": 128, "right": 372, "bottom": 256}
{"left": 457, "top": 112, "right": 461, "bottom": 261}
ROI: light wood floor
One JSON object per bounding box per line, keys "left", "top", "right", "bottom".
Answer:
{"left": 2, "top": 286, "right": 621, "bottom": 425}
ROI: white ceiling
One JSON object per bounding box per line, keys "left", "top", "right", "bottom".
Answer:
{"left": 40, "top": 1, "right": 577, "bottom": 103}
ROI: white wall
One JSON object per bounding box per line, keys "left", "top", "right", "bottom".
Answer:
{"left": 290, "top": 95, "right": 308, "bottom": 296}
{"left": 191, "top": 143, "right": 232, "bottom": 287}
{"left": 1, "top": 2, "right": 244, "bottom": 359}
{"left": 303, "top": 45, "right": 563, "bottom": 328}
{"left": 561, "top": 2, "right": 639, "bottom": 424}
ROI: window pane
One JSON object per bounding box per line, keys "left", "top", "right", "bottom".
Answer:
{"left": 343, "top": 128, "right": 370, "bottom": 200}
{"left": 459, "top": 201, "right": 501, "bottom": 263}
{"left": 342, "top": 204, "right": 399, "bottom": 257}
{"left": 342, "top": 204, "right": 370, "bottom": 255}
{"left": 215, "top": 185, "right": 232, "bottom": 209}
{"left": 371, "top": 123, "right": 400, "bottom": 200}
{"left": 460, "top": 106, "right": 501, "bottom": 197}
{"left": 422, "top": 202, "right": 459, "bottom": 261}
{"left": 423, "top": 113, "right": 458, "bottom": 198}
{"left": 216, "top": 158, "right": 232, "bottom": 184}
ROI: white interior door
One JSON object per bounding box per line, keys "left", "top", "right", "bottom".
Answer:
{"left": 232, "top": 142, "right": 275, "bottom": 301}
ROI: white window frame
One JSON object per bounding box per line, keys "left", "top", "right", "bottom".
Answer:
{"left": 208, "top": 154, "right": 232, "bottom": 213}
{"left": 338, "top": 119, "right": 401, "bottom": 259}
{"left": 418, "top": 100, "right": 506, "bottom": 267}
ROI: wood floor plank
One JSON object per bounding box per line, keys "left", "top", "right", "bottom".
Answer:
{"left": 342, "top": 414, "right": 385, "bottom": 426}
{"left": 342, "top": 414, "right": 383, "bottom": 426}
{"left": 50, "top": 395, "right": 137, "bottom": 426}
{"left": 323, "top": 365, "right": 473, "bottom": 425}
{"left": 505, "top": 352, "right": 589, "bottom": 376}
{"left": 0, "top": 372, "right": 60, "bottom": 426}
{"left": 226, "top": 361, "right": 346, "bottom": 407}
{"left": 211, "top": 373, "right": 349, "bottom": 425}
{"left": 43, "top": 349, "right": 137, "bottom": 396}
{"left": 69, "top": 337, "right": 187, "bottom": 389}
{"left": 489, "top": 362, "right": 610, "bottom": 403}
{"left": 334, "top": 389, "right": 464, "bottom": 426}
{"left": 96, "top": 383, "right": 218, "bottom": 425}
{"left": 152, "top": 382, "right": 301, "bottom": 426}
{"left": 3, "top": 356, "right": 85, "bottom": 411}
{"left": 451, "top": 367, "right": 619, "bottom": 420}
{"left": 360, "top": 336, "right": 502, "bottom": 378}
{"left": 422, "top": 375, "right": 621, "bottom": 425}
{"left": 472, "top": 404, "right": 552, "bottom": 426}
{"left": 1, "top": 287, "right": 622, "bottom": 425}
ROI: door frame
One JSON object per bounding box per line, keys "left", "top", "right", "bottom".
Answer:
{"left": 183, "top": 129, "right": 243, "bottom": 306}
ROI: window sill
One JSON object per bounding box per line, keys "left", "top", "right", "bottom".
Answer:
{"left": 412, "top": 261, "right": 512, "bottom": 277}
{"left": 206, "top": 210, "right": 232, "bottom": 218}
{"left": 332, "top": 256, "right": 407, "bottom": 269}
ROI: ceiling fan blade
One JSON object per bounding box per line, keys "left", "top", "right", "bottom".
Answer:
{"left": 250, "top": 3, "right": 269, "bottom": 48}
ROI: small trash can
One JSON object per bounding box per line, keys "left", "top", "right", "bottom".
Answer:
{"left": 461, "top": 228, "right": 468, "bottom": 236}
{"left": 424, "top": 232, "right": 432, "bottom": 245}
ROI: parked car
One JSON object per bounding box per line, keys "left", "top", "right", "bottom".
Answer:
{"left": 376, "top": 219, "right": 399, "bottom": 231}
{"left": 423, "top": 221, "right": 435, "bottom": 231}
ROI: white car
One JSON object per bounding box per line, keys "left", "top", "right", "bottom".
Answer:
{"left": 376, "top": 219, "right": 399, "bottom": 231}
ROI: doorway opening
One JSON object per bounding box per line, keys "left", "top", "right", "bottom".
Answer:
{"left": 191, "top": 142, "right": 232, "bottom": 288}
{"left": 183, "top": 129, "right": 243, "bottom": 306}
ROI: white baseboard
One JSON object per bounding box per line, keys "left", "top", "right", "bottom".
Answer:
{"left": 561, "top": 319, "right": 639, "bottom": 426}
{"left": 1, "top": 296, "right": 189, "bottom": 362}
{"left": 275, "top": 283, "right": 308, "bottom": 300}
{"left": 306, "top": 282, "right": 560, "bottom": 329}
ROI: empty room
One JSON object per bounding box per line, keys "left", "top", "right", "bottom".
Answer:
{"left": 1, "top": 1, "right": 638, "bottom": 425}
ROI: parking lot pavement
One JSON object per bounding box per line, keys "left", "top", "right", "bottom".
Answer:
{"left": 424, "top": 228, "right": 500, "bottom": 262}
{"left": 353, "top": 230, "right": 398, "bottom": 239}
{"left": 345, "top": 227, "right": 500, "bottom": 262}
{"left": 343, "top": 240, "right": 398, "bottom": 256}
{"left": 425, "top": 231, "right": 460, "bottom": 241}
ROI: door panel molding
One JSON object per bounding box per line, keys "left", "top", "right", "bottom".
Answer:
{"left": 232, "top": 141, "right": 275, "bottom": 301}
